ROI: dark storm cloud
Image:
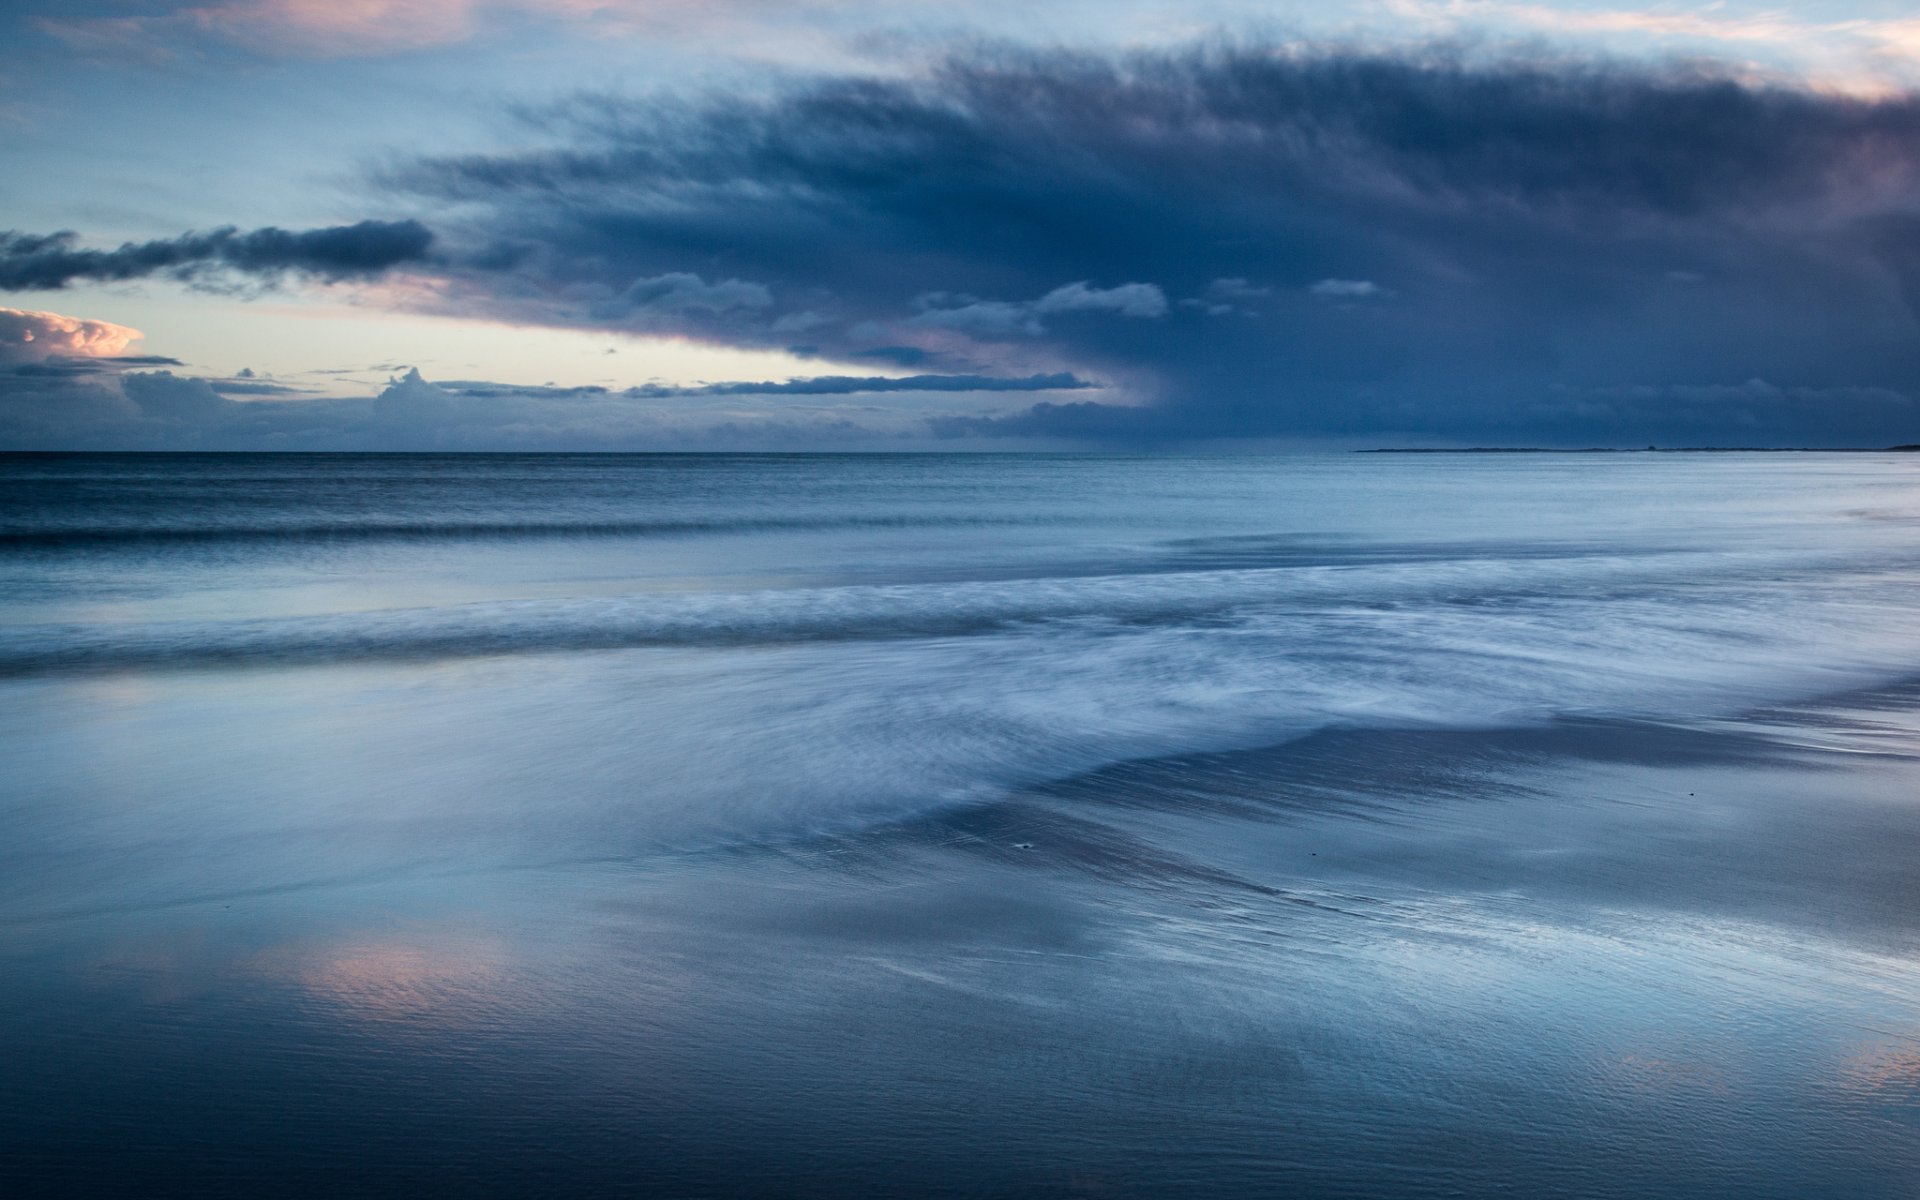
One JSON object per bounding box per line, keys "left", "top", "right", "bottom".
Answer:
{"left": 381, "top": 42, "right": 1920, "bottom": 444}
{"left": 3, "top": 354, "right": 187, "bottom": 379}
{"left": 4, "top": 361, "right": 113, "bottom": 379}
{"left": 855, "top": 346, "right": 931, "bottom": 366}
{"left": 929, "top": 400, "right": 1156, "bottom": 441}
{"left": 0, "top": 219, "right": 435, "bottom": 290}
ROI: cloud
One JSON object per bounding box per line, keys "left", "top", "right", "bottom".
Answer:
{"left": 1, "top": 351, "right": 1906, "bottom": 453}
{"left": 412, "top": 369, "right": 1093, "bottom": 400}
{"left": 0, "top": 362, "right": 1097, "bottom": 450}
{"left": 31, "top": 0, "right": 843, "bottom": 61}
{"left": 0, "top": 307, "right": 144, "bottom": 361}
{"left": 341, "top": 366, "right": 1090, "bottom": 448}
{"left": 183, "top": 0, "right": 482, "bottom": 57}
{"left": 1309, "top": 279, "right": 1386, "bottom": 298}
{"left": 363, "top": 41, "right": 1920, "bottom": 444}
{"left": 1035, "top": 281, "right": 1168, "bottom": 318}
{"left": 31, "top": 2, "right": 492, "bottom": 61}
{"left": 933, "top": 377, "right": 1920, "bottom": 447}
{"left": 208, "top": 376, "right": 314, "bottom": 396}
{"left": 908, "top": 282, "right": 1168, "bottom": 337}
{"left": 1504, "top": 379, "right": 1919, "bottom": 446}
{"left": 4, "top": 356, "right": 183, "bottom": 380}
{"left": 15, "top": 39, "right": 1920, "bottom": 447}
{"left": 0, "top": 375, "right": 143, "bottom": 447}
{"left": 591, "top": 271, "right": 774, "bottom": 327}
{"left": 1184, "top": 277, "right": 1274, "bottom": 316}
{"left": 33, "top": 2, "right": 1920, "bottom": 89}
{"left": 27, "top": 15, "right": 180, "bottom": 66}
{"left": 0, "top": 220, "right": 434, "bottom": 291}
{"left": 627, "top": 371, "right": 1097, "bottom": 397}
{"left": 123, "top": 371, "right": 240, "bottom": 423}
{"left": 1383, "top": 2, "right": 1920, "bottom": 93}
{"left": 853, "top": 346, "right": 930, "bottom": 367}
{"left": 0, "top": 364, "right": 252, "bottom": 448}
{"left": 929, "top": 400, "right": 1154, "bottom": 441}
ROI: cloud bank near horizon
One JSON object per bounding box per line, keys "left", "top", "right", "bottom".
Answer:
{"left": 0, "top": 354, "right": 1108, "bottom": 450}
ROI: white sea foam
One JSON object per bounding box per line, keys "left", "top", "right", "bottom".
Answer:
{"left": 7, "top": 452, "right": 1920, "bottom": 849}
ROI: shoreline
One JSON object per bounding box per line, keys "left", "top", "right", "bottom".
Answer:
{"left": 8, "top": 673, "right": 1920, "bottom": 1198}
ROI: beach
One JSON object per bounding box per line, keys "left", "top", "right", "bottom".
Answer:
{"left": 3, "top": 452, "right": 1919, "bottom": 1196}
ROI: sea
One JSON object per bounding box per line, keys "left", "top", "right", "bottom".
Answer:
{"left": 2, "top": 451, "right": 1918, "bottom": 1197}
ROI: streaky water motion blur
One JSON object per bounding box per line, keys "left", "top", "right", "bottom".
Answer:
{"left": 4, "top": 451, "right": 1920, "bottom": 1198}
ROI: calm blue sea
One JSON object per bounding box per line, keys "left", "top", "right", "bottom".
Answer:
{"left": 3, "top": 451, "right": 1919, "bottom": 1197}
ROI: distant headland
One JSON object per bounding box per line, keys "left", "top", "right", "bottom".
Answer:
{"left": 1362, "top": 446, "right": 1920, "bottom": 453}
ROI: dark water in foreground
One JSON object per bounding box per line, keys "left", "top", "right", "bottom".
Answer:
{"left": 3, "top": 452, "right": 1919, "bottom": 1197}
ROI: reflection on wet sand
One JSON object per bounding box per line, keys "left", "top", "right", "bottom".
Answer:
{"left": 276, "top": 936, "right": 512, "bottom": 1024}
{"left": 1837, "top": 1043, "right": 1920, "bottom": 1101}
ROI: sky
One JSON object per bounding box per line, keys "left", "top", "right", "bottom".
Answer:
{"left": 4, "top": 0, "right": 1920, "bottom": 449}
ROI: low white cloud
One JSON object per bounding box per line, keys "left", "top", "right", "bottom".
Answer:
{"left": 910, "top": 281, "right": 1168, "bottom": 337}
{"left": 1035, "top": 281, "right": 1167, "bottom": 318}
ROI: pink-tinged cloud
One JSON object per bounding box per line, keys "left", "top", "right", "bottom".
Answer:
{"left": 0, "top": 307, "right": 143, "bottom": 362}
{"left": 40, "top": 0, "right": 846, "bottom": 60}
{"left": 182, "top": 0, "right": 481, "bottom": 57}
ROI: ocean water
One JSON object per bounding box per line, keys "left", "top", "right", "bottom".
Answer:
{"left": 3, "top": 451, "right": 1919, "bottom": 1197}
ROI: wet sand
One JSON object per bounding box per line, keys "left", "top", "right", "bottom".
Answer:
{"left": 5, "top": 683, "right": 1918, "bottom": 1198}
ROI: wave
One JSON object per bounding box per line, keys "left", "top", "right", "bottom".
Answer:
{"left": 4, "top": 546, "right": 1915, "bottom": 680}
